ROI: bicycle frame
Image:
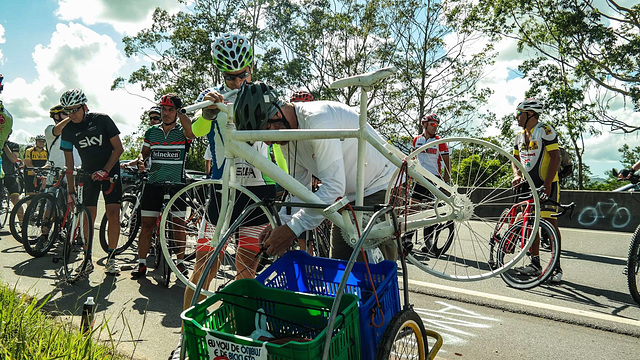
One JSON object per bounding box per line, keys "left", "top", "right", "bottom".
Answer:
{"left": 205, "top": 68, "right": 501, "bottom": 248}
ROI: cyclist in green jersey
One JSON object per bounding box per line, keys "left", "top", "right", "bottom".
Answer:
{"left": 131, "top": 94, "right": 194, "bottom": 278}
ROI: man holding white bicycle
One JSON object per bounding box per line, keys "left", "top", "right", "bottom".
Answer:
{"left": 231, "top": 82, "right": 398, "bottom": 262}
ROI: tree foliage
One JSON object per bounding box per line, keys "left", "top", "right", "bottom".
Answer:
{"left": 454, "top": 0, "right": 640, "bottom": 132}
{"left": 115, "top": 0, "right": 494, "bottom": 159}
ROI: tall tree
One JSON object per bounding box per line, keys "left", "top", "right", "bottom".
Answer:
{"left": 455, "top": 0, "right": 640, "bottom": 132}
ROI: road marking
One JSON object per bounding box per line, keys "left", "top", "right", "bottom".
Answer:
{"left": 408, "top": 279, "right": 640, "bottom": 328}
{"left": 561, "top": 227, "right": 633, "bottom": 236}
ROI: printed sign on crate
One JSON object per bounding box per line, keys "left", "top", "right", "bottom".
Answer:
{"left": 205, "top": 334, "right": 268, "bottom": 360}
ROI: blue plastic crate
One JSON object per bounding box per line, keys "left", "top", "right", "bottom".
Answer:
{"left": 256, "top": 251, "right": 400, "bottom": 360}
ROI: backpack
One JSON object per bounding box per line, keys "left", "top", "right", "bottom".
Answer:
{"left": 558, "top": 146, "right": 573, "bottom": 181}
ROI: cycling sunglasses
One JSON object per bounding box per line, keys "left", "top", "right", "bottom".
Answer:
{"left": 150, "top": 116, "right": 161, "bottom": 121}
{"left": 223, "top": 70, "right": 251, "bottom": 82}
{"left": 65, "top": 106, "right": 83, "bottom": 114}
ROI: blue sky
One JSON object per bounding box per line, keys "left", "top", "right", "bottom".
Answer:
{"left": 1, "top": 0, "right": 639, "bottom": 177}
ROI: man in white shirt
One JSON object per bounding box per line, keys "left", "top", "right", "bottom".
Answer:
{"left": 232, "top": 82, "right": 397, "bottom": 261}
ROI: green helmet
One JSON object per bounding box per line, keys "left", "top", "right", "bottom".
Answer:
{"left": 212, "top": 33, "right": 253, "bottom": 73}
{"left": 234, "top": 82, "right": 282, "bottom": 131}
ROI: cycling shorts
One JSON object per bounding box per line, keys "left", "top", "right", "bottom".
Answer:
{"left": 140, "top": 183, "right": 187, "bottom": 218}
{"left": 2, "top": 175, "right": 22, "bottom": 195}
{"left": 540, "top": 182, "right": 559, "bottom": 219}
{"left": 81, "top": 176, "right": 122, "bottom": 207}
{"left": 24, "top": 174, "right": 45, "bottom": 193}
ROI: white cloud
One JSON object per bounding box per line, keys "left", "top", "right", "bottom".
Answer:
{"left": 4, "top": 22, "right": 154, "bottom": 143}
{"left": 55, "top": 0, "right": 183, "bottom": 35}
{"left": 0, "top": 24, "right": 5, "bottom": 64}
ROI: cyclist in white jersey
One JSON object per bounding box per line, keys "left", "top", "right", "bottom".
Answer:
{"left": 232, "top": 82, "right": 398, "bottom": 262}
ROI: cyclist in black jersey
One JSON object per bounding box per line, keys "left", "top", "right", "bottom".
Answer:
{"left": 58, "top": 88, "right": 124, "bottom": 275}
{"left": 2, "top": 134, "right": 22, "bottom": 217}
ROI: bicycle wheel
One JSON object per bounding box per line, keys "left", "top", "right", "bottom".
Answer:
{"left": 613, "top": 207, "right": 631, "bottom": 229}
{"left": 9, "top": 195, "right": 33, "bottom": 243}
{"left": 498, "top": 218, "right": 560, "bottom": 289}
{"left": 160, "top": 180, "right": 276, "bottom": 296}
{"left": 22, "top": 193, "right": 59, "bottom": 257}
{"left": 422, "top": 220, "right": 455, "bottom": 257}
{"left": 98, "top": 195, "right": 140, "bottom": 255}
{"left": 307, "top": 220, "right": 331, "bottom": 258}
{"left": 627, "top": 225, "right": 640, "bottom": 306}
{"left": 0, "top": 188, "right": 10, "bottom": 228}
{"left": 386, "top": 137, "right": 540, "bottom": 281}
{"left": 488, "top": 208, "right": 516, "bottom": 269}
{"left": 61, "top": 205, "right": 93, "bottom": 283}
{"left": 577, "top": 207, "right": 598, "bottom": 227}
{"left": 375, "top": 309, "right": 427, "bottom": 360}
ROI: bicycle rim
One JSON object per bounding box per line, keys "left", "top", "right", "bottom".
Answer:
{"left": 386, "top": 137, "right": 540, "bottom": 281}
{"left": 627, "top": 225, "right": 640, "bottom": 306}
{"left": 10, "top": 195, "right": 32, "bottom": 243}
{"left": 499, "top": 219, "right": 560, "bottom": 289}
{"left": 375, "top": 309, "right": 427, "bottom": 360}
{"left": 99, "top": 195, "right": 140, "bottom": 254}
{"left": 22, "top": 193, "right": 58, "bottom": 257}
{"left": 62, "top": 205, "right": 93, "bottom": 283}
{"left": 160, "top": 180, "right": 276, "bottom": 296}
{"left": 0, "top": 191, "right": 10, "bottom": 227}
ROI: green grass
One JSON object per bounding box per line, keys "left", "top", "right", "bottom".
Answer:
{"left": 0, "top": 283, "right": 129, "bottom": 360}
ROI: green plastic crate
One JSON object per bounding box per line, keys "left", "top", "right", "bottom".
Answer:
{"left": 182, "top": 279, "right": 361, "bottom": 360}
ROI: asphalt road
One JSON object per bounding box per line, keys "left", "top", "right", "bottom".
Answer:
{"left": 1, "top": 208, "right": 639, "bottom": 360}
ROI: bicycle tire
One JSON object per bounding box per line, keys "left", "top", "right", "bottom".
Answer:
{"left": 613, "top": 207, "right": 631, "bottom": 229}
{"left": 422, "top": 220, "right": 455, "bottom": 257}
{"left": 159, "top": 179, "right": 276, "bottom": 296}
{"left": 306, "top": 220, "right": 331, "bottom": 258}
{"left": 0, "top": 188, "right": 10, "bottom": 228}
{"left": 22, "top": 193, "right": 59, "bottom": 257}
{"left": 9, "top": 195, "right": 33, "bottom": 243}
{"left": 498, "top": 218, "right": 560, "bottom": 289}
{"left": 577, "top": 207, "right": 598, "bottom": 227}
{"left": 98, "top": 195, "right": 141, "bottom": 255}
{"left": 374, "top": 309, "right": 427, "bottom": 360}
{"left": 386, "top": 137, "right": 540, "bottom": 281}
{"left": 488, "top": 208, "right": 514, "bottom": 270}
{"left": 61, "top": 205, "right": 93, "bottom": 283}
{"left": 162, "top": 221, "right": 174, "bottom": 287}
{"left": 627, "top": 224, "right": 640, "bottom": 306}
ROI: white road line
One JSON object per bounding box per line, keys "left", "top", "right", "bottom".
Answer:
{"left": 561, "top": 227, "right": 633, "bottom": 236}
{"left": 408, "top": 279, "right": 640, "bottom": 328}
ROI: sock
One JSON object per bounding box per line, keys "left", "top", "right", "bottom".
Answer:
{"left": 107, "top": 249, "right": 115, "bottom": 260}
{"left": 139, "top": 258, "right": 146, "bottom": 266}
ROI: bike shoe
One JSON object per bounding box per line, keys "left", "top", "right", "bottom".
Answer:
{"left": 34, "top": 234, "right": 49, "bottom": 252}
{"left": 80, "top": 261, "right": 95, "bottom": 276}
{"left": 105, "top": 259, "right": 121, "bottom": 275}
{"left": 513, "top": 263, "right": 542, "bottom": 276}
{"left": 168, "top": 342, "right": 188, "bottom": 360}
{"left": 131, "top": 263, "right": 148, "bottom": 278}
{"left": 549, "top": 268, "right": 563, "bottom": 283}
{"left": 176, "top": 262, "right": 188, "bottom": 277}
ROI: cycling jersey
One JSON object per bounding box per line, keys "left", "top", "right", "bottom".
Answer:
{"left": 143, "top": 123, "right": 191, "bottom": 184}
{"left": 513, "top": 122, "right": 559, "bottom": 185}
{"left": 0, "top": 106, "right": 13, "bottom": 152}
{"left": 24, "top": 146, "right": 48, "bottom": 176}
{"left": 193, "top": 84, "right": 277, "bottom": 187}
{"left": 60, "top": 112, "right": 121, "bottom": 174}
{"left": 45, "top": 124, "right": 81, "bottom": 169}
{"left": 411, "top": 134, "right": 449, "bottom": 178}
{"left": 1, "top": 141, "right": 20, "bottom": 176}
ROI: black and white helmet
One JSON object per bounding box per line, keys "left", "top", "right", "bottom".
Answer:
{"left": 60, "top": 88, "right": 87, "bottom": 107}
{"left": 516, "top": 98, "right": 544, "bottom": 115}
{"left": 211, "top": 33, "right": 253, "bottom": 73}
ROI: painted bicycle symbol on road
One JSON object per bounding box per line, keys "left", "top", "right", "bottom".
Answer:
{"left": 577, "top": 198, "right": 631, "bottom": 229}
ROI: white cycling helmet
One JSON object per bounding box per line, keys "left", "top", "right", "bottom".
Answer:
{"left": 211, "top": 33, "right": 253, "bottom": 73}
{"left": 516, "top": 98, "right": 544, "bottom": 115}
{"left": 60, "top": 88, "right": 87, "bottom": 107}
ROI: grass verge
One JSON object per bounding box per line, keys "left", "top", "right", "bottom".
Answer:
{"left": 0, "top": 282, "right": 129, "bottom": 359}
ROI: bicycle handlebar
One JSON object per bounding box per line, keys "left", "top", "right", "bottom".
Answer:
{"left": 179, "top": 89, "right": 239, "bottom": 114}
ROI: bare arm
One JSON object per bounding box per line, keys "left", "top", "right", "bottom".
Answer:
{"left": 52, "top": 117, "right": 72, "bottom": 136}
{"left": 3, "top": 145, "right": 19, "bottom": 163}
{"left": 102, "top": 135, "right": 124, "bottom": 173}
{"left": 178, "top": 112, "right": 195, "bottom": 139}
{"left": 64, "top": 150, "right": 76, "bottom": 194}
{"left": 442, "top": 154, "right": 451, "bottom": 182}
